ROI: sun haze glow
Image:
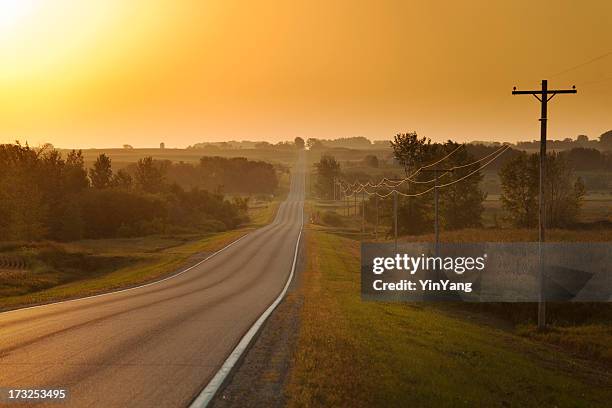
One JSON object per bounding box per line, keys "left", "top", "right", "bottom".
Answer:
{"left": 0, "top": 0, "right": 611, "bottom": 148}
{"left": 0, "top": 0, "right": 37, "bottom": 32}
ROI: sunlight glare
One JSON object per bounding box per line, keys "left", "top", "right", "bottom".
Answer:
{"left": 0, "top": 0, "right": 38, "bottom": 32}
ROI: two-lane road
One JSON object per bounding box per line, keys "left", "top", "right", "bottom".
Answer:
{"left": 0, "top": 158, "right": 305, "bottom": 407}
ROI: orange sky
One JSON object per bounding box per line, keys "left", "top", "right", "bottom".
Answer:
{"left": 0, "top": 0, "right": 610, "bottom": 148}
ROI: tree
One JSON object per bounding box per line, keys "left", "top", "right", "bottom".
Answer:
{"left": 390, "top": 133, "right": 436, "bottom": 234}
{"left": 255, "top": 141, "right": 273, "bottom": 149}
{"left": 499, "top": 152, "right": 585, "bottom": 228}
{"left": 439, "top": 144, "right": 486, "bottom": 229}
{"left": 294, "top": 137, "right": 305, "bottom": 150}
{"left": 135, "top": 157, "right": 165, "bottom": 193}
{"left": 599, "top": 130, "right": 612, "bottom": 150}
{"left": 315, "top": 155, "right": 341, "bottom": 199}
{"left": 545, "top": 153, "right": 585, "bottom": 227}
{"left": 576, "top": 134, "right": 589, "bottom": 143}
{"left": 306, "top": 138, "right": 324, "bottom": 150}
{"left": 0, "top": 143, "right": 249, "bottom": 242}
{"left": 391, "top": 136, "right": 487, "bottom": 233}
{"left": 499, "top": 154, "right": 538, "bottom": 227}
{"left": 64, "top": 150, "right": 89, "bottom": 193}
{"left": 0, "top": 143, "right": 48, "bottom": 240}
{"left": 362, "top": 154, "right": 379, "bottom": 168}
{"left": 390, "top": 132, "right": 434, "bottom": 176}
{"left": 111, "top": 169, "right": 133, "bottom": 189}
{"left": 89, "top": 154, "right": 113, "bottom": 189}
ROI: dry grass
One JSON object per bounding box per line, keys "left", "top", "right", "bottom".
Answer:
{"left": 399, "top": 227, "right": 612, "bottom": 243}
{"left": 0, "top": 229, "right": 248, "bottom": 311}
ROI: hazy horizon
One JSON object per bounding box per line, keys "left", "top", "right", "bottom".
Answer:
{"left": 1, "top": 1, "right": 611, "bottom": 148}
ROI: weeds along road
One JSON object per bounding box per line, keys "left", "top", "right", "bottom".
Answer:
{"left": 0, "top": 155, "right": 305, "bottom": 408}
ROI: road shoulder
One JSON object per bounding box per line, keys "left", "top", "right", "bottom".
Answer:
{"left": 210, "top": 230, "right": 306, "bottom": 408}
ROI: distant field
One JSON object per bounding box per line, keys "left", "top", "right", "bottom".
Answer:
{"left": 483, "top": 194, "right": 612, "bottom": 225}
{"left": 58, "top": 147, "right": 298, "bottom": 169}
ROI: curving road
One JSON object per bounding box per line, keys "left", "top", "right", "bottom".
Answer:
{"left": 0, "top": 156, "right": 305, "bottom": 407}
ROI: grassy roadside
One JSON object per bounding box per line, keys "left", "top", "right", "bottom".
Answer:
{"left": 0, "top": 229, "right": 247, "bottom": 311}
{"left": 286, "top": 230, "right": 611, "bottom": 407}
{"left": 0, "top": 187, "right": 284, "bottom": 312}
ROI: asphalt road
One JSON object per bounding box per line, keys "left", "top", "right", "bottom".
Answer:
{"left": 0, "top": 158, "right": 305, "bottom": 407}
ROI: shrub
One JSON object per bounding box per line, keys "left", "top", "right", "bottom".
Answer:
{"left": 322, "top": 210, "right": 343, "bottom": 227}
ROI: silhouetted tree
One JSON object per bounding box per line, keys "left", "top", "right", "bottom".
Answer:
{"left": 391, "top": 132, "right": 435, "bottom": 176}
{"left": 89, "top": 154, "right": 113, "bottom": 189}
{"left": 0, "top": 143, "right": 250, "bottom": 242}
{"left": 135, "top": 157, "right": 165, "bottom": 193}
{"left": 439, "top": 143, "right": 486, "bottom": 229}
{"left": 294, "top": 137, "right": 305, "bottom": 150}
{"left": 599, "top": 130, "right": 612, "bottom": 150}
{"left": 64, "top": 150, "right": 89, "bottom": 193}
{"left": 111, "top": 169, "right": 133, "bottom": 190}
{"left": 500, "top": 152, "right": 585, "bottom": 227}
{"left": 306, "top": 138, "right": 324, "bottom": 150}
{"left": 390, "top": 133, "right": 436, "bottom": 234}
{"left": 315, "top": 155, "right": 341, "bottom": 199}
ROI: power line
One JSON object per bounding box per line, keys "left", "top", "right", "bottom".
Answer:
{"left": 383, "top": 144, "right": 510, "bottom": 186}
{"left": 340, "top": 144, "right": 509, "bottom": 192}
{"left": 346, "top": 144, "right": 508, "bottom": 198}
{"left": 550, "top": 50, "right": 612, "bottom": 78}
{"left": 341, "top": 144, "right": 465, "bottom": 191}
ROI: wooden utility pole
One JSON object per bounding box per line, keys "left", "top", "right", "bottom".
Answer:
{"left": 512, "top": 80, "right": 577, "bottom": 330}
{"left": 375, "top": 195, "right": 379, "bottom": 241}
{"left": 361, "top": 190, "right": 366, "bottom": 238}
{"left": 393, "top": 190, "right": 398, "bottom": 252}
{"left": 422, "top": 168, "right": 454, "bottom": 255}
{"left": 333, "top": 178, "right": 336, "bottom": 201}
{"left": 346, "top": 192, "right": 349, "bottom": 216}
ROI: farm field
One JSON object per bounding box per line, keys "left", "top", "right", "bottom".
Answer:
{"left": 58, "top": 147, "right": 299, "bottom": 169}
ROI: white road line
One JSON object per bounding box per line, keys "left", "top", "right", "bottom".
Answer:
{"left": 189, "top": 203, "right": 304, "bottom": 408}
{"left": 0, "top": 233, "right": 250, "bottom": 316}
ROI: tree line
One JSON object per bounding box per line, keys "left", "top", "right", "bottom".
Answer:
{"left": 0, "top": 143, "right": 255, "bottom": 242}
{"left": 123, "top": 156, "right": 280, "bottom": 195}
{"left": 316, "top": 132, "right": 587, "bottom": 233}
{"left": 315, "top": 133, "right": 487, "bottom": 234}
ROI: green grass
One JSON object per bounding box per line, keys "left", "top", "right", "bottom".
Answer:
{"left": 249, "top": 201, "right": 281, "bottom": 226}
{"left": 246, "top": 170, "right": 290, "bottom": 226}
{"left": 286, "top": 230, "right": 610, "bottom": 407}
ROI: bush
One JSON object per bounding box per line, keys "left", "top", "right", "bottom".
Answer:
{"left": 322, "top": 210, "right": 343, "bottom": 227}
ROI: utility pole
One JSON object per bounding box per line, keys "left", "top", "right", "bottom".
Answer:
{"left": 333, "top": 178, "right": 336, "bottom": 201}
{"left": 346, "top": 192, "right": 349, "bottom": 216}
{"left": 512, "top": 80, "right": 577, "bottom": 331}
{"left": 354, "top": 192, "right": 357, "bottom": 215}
{"left": 393, "top": 190, "right": 398, "bottom": 252}
{"left": 361, "top": 190, "right": 366, "bottom": 238}
{"left": 375, "top": 195, "right": 379, "bottom": 241}
{"left": 434, "top": 169, "right": 439, "bottom": 254}
{"left": 422, "top": 168, "right": 454, "bottom": 255}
